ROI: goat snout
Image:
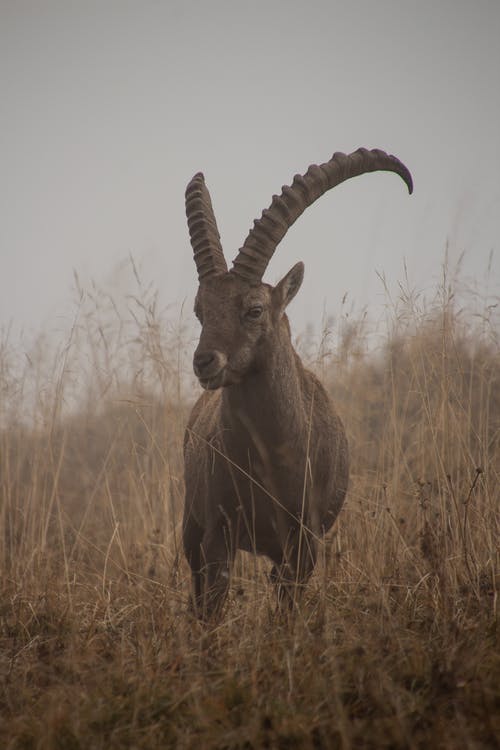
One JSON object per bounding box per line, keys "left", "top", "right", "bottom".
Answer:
{"left": 193, "top": 350, "right": 227, "bottom": 379}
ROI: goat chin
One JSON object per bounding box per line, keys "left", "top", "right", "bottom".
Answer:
{"left": 198, "top": 376, "right": 223, "bottom": 390}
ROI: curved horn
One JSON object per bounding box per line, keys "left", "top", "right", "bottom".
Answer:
{"left": 231, "top": 147, "right": 413, "bottom": 284}
{"left": 185, "top": 173, "right": 228, "bottom": 280}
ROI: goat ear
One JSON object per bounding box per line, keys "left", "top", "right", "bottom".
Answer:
{"left": 273, "top": 262, "right": 304, "bottom": 310}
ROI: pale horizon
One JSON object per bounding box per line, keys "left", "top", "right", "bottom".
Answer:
{"left": 2, "top": 0, "right": 499, "bottom": 343}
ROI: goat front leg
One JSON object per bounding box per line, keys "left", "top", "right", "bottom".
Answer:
{"left": 182, "top": 514, "right": 205, "bottom": 617}
{"left": 197, "top": 521, "right": 235, "bottom": 622}
{"left": 271, "top": 520, "right": 318, "bottom": 611}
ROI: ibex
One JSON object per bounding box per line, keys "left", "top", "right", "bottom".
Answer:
{"left": 183, "top": 147, "right": 413, "bottom": 619}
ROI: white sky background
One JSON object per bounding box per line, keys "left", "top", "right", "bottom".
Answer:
{"left": 1, "top": 0, "right": 499, "bottom": 343}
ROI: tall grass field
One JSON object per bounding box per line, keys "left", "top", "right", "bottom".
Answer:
{"left": 0, "top": 264, "right": 498, "bottom": 749}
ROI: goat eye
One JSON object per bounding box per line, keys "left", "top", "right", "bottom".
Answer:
{"left": 246, "top": 305, "right": 263, "bottom": 320}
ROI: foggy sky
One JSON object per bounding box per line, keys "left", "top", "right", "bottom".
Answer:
{"left": 1, "top": 0, "right": 499, "bottom": 340}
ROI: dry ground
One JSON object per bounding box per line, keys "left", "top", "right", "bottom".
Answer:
{"left": 0, "top": 273, "right": 498, "bottom": 749}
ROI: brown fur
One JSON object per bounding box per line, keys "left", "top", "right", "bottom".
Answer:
{"left": 183, "top": 270, "right": 349, "bottom": 619}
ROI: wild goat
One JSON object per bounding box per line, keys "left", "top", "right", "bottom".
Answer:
{"left": 183, "top": 147, "right": 413, "bottom": 619}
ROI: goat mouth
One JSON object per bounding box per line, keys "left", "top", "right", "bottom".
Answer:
{"left": 198, "top": 367, "right": 241, "bottom": 390}
{"left": 199, "top": 376, "right": 221, "bottom": 390}
{"left": 198, "top": 370, "right": 225, "bottom": 390}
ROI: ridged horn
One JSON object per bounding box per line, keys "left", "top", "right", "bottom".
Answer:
{"left": 230, "top": 147, "right": 413, "bottom": 284}
{"left": 185, "top": 172, "right": 228, "bottom": 280}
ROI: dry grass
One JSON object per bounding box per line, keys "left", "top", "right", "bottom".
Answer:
{"left": 0, "top": 266, "right": 498, "bottom": 749}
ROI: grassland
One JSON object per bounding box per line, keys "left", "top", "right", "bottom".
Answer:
{"left": 0, "top": 268, "right": 498, "bottom": 749}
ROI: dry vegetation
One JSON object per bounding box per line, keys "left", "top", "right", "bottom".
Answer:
{"left": 0, "top": 265, "right": 499, "bottom": 749}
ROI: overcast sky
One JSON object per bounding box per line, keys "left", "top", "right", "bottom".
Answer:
{"left": 1, "top": 0, "right": 499, "bottom": 341}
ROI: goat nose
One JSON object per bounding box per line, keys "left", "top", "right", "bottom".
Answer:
{"left": 193, "top": 351, "right": 216, "bottom": 376}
